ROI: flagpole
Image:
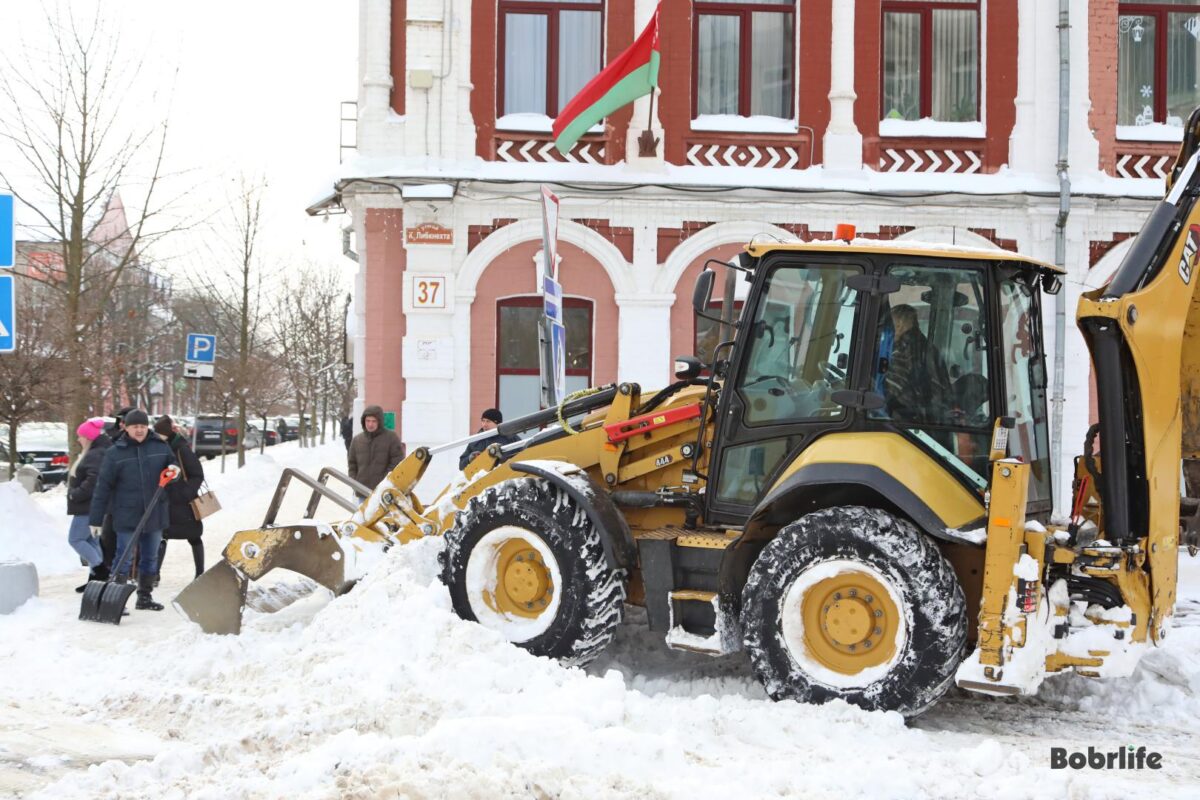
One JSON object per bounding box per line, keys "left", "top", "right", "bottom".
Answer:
{"left": 638, "top": 88, "right": 659, "bottom": 158}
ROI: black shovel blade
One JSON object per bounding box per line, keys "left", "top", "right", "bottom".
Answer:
{"left": 79, "top": 580, "right": 136, "bottom": 624}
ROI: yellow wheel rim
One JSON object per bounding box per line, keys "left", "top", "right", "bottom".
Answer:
{"left": 484, "top": 536, "right": 555, "bottom": 620}
{"left": 798, "top": 568, "right": 900, "bottom": 675}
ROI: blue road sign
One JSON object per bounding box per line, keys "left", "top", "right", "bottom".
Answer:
{"left": 0, "top": 194, "right": 13, "bottom": 269}
{"left": 0, "top": 275, "right": 14, "bottom": 352}
{"left": 186, "top": 333, "right": 216, "bottom": 363}
{"left": 543, "top": 274, "right": 563, "bottom": 325}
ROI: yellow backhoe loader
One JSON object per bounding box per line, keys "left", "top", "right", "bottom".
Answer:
{"left": 176, "top": 113, "right": 1200, "bottom": 717}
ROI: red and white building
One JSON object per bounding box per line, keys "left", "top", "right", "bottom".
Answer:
{"left": 311, "top": 0, "right": 1199, "bottom": 503}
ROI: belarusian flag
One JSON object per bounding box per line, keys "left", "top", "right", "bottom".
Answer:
{"left": 552, "top": 4, "right": 661, "bottom": 154}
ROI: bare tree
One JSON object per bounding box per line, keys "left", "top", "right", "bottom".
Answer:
{"left": 192, "top": 177, "right": 268, "bottom": 467}
{"left": 0, "top": 8, "right": 182, "bottom": 457}
{"left": 274, "top": 265, "right": 351, "bottom": 449}
{"left": 0, "top": 277, "right": 68, "bottom": 478}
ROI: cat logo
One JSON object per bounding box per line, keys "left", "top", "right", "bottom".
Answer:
{"left": 1179, "top": 225, "right": 1200, "bottom": 285}
{"left": 655, "top": 454, "right": 673, "bottom": 467}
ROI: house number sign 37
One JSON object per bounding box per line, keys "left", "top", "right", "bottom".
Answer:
{"left": 412, "top": 276, "right": 447, "bottom": 309}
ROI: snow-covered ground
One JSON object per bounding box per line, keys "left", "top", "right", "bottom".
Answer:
{"left": 2, "top": 440, "right": 1198, "bottom": 798}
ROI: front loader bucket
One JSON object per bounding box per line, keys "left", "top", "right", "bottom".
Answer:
{"left": 173, "top": 560, "right": 250, "bottom": 635}
{"left": 79, "top": 579, "right": 137, "bottom": 625}
{"left": 174, "top": 524, "right": 356, "bottom": 634}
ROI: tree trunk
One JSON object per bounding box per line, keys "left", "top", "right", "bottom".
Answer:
{"left": 6, "top": 422, "right": 17, "bottom": 483}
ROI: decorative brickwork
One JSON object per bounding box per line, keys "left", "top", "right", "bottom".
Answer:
{"left": 1090, "top": 233, "right": 1136, "bottom": 268}
{"left": 879, "top": 143, "right": 984, "bottom": 174}
{"left": 966, "top": 228, "right": 1018, "bottom": 252}
{"left": 683, "top": 138, "right": 813, "bottom": 170}
{"left": 467, "top": 218, "right": 518, "bottom": 252}
{"left": 493, "top": 135, "right": 609, "bottom": 165}
{"left": 1114, "top": 143, "right": 1176, "bottom": 180}
{"left": 657, "top": 221, "right": 716, "bottom": 263}
{"left": 571, "top": 219, "right": 634, "bottom": 262}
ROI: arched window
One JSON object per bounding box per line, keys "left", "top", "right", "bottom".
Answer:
{"left": 496, "top": 296, "right": 594, "bottom": 419}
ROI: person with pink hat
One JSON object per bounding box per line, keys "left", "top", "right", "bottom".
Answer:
{"left": 66, "top": 417, "right": 113, "bottom": 589}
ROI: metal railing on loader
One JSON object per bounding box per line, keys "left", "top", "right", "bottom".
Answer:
{"left": 261, "top": 466, "right": 370, "bottom": 526}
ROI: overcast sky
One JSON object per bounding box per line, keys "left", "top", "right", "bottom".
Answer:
{"left": 0, "top": 1, "right": 360, "bottom": 281}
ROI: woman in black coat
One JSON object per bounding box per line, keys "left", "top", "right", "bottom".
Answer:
{"left": 67, "top": 418, "right": 112, "bottom": 589}
{"left": 153, "top": 416, "right": 206, "bottom": 579}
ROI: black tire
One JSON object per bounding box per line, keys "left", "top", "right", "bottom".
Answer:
{"left": 741, "top": 506, "right": 966, "bottom": 717}
{"left": 439, "top": 477, "right": 626, "bottom": 666}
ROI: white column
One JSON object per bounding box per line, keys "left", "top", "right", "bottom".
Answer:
{"left": 1068, "top": 0, "right": 1100, "bottom": 173}
{"left": 1007, "top": 0, "right": 1039, "bottom": 174}
{"left": 626, "top": 0, "right": 665, "bottom": 169}
{"left": 616, "top": 293, "right": 676, "bottom": 389}
{"left": 823, "top": 0, "right": 863, "bottom": 171}
{"left": 359, "top": 0, "right": 393, "bottom": 128}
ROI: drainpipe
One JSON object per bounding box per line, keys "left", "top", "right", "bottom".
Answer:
{"left": 343, "top": 226, "right": 359, "bottom": 262}
{"left": 1051, "top": 0, "right": 1070, "bottom": 512}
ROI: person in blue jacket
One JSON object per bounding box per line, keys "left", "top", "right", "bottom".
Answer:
{"left": 88, "top": 409, "right": 178, "bottom": 611}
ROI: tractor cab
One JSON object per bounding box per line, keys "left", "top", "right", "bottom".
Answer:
{"left": 696, "top": 238, "right": 1063, "bottom": 533}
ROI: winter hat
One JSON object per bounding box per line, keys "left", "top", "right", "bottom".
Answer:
{"left": 481, "top": 408, "right": 503, "bottom": 424}
{"left": 115, "top": 406, "right": 135, "bottom": 422}
{"left": 124, "top": 409, "right": 150, "bottom": 427}
{"left": 76, "top": 417, "right": 106, "bottom": 442}
{"left": 154, "top": 415, "right": 174, "bottom": 436}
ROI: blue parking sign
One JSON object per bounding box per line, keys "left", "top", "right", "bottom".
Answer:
{"left": 0, "top": 275, "right": 14, "bottom": 352}
{"left": 186, "top": 333, "right": 216, "bottom": 363}
{"left": 0, "top": 194, "right": 13, "bottom": 268}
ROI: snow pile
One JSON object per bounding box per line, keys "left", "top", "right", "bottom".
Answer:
{"left": 1, "top": 534, "right": 1182, "bottom": 798}
{"left": 0, "top": 480, "right": 79, "bottom": 576}
{"left": 1, "top": 442, "right": 1198, "bottom": 797}
{"left": 1, "top": 540, "right": 982, "bottom": 799}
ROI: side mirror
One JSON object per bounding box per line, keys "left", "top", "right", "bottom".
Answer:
{"left": 1042, "top": 273, "right": 1063, "bottom": 295}
{"left": 674, "top": 356, "right": 703, "bottom": 380}
{"left": 693, "top": 270, "right": 715, "bottom": 315}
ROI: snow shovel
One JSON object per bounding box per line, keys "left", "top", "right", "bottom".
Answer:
{"left": 79, "top": 467, "right": 177, "bottom": 625}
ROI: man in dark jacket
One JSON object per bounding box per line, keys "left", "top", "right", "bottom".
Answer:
{"left": 153, "top": 415, "right": 207, "bottom": 580}
{"left": 459, "top": 408, "right": 519, "bottom": 470}
{"left": 340, "top": 415, "right": 353, "bottom": 451}
{"left": 347, "top": 405, "right": 405, "bottom": 493}
{"left": 884, "top": 304, "right": 952, "bottom": 424}
{"left": 89, "top": 409, "right": 178, "bottom": 611}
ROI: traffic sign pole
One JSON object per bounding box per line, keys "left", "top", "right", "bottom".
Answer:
{"left": 0, "top": 194, "right": 14, "bottom": 269}
{"left": 0, "top": 275, "right": 14, "bottom": 353}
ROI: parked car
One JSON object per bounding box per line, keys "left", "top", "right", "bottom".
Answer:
{"left": 4, "top": 423, "right": 70, "bottom": 488}
{"left": 191, "top": 415, "right": 261, "bottom": 459}
{"left": 0, "top": 442, "right": 45, "bottom": 493}
{"left": 247, "top": 421, "right": 278, "bottom": 447}
{"left": 275, "top": 415, "right": 311, "bottom": 442}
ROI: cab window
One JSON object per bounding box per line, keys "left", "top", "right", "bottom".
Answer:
{"left": 872, "top": 264, "right": 991, "bottom": 484}
{"left": 736, "top": 265, "right": 860, "bottom": 426}
{"left": 998, "top": 278, "right": 1052, "bottom": 505}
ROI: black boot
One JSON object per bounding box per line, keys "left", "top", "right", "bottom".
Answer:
{"left": 191, "top": 540, "right": 205, "bottom": 579}
{"left": 75, "top": 564, "right": 109, "bottom": 593}
{"left": 135, "top": 574, "right": 164, "bottom": 611}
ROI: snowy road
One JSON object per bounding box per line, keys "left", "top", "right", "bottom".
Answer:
{"left": 2, "top": 440, "right": 1198, "bottom": 798}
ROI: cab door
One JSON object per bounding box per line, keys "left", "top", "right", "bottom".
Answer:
{"left": 705, "top": 256, "right": 868, "bottom": 525}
